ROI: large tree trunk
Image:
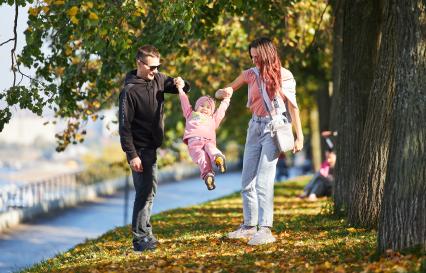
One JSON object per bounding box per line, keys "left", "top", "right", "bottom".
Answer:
{"left": 333, "top": 0, "right": 382, "bottom": 214}
{"left": 378, "top": 0, "right": 426, "bottom": 253}
{"left": 329, "top": 0, "right": 343, "bottom": 132}
{"left": 348, "top": 0, "right": 389, "bottom": 229}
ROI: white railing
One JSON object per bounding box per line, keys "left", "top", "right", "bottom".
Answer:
{"left": 0, "top": 172, "right": 78, "bottom": 212}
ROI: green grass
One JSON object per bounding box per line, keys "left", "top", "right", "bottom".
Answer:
{"left": 21, "top": 177, "right": 424, "bottom": 273}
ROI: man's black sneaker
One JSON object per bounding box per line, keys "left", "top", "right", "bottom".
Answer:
{"left": 133, "top": 236, "right": 157, "bottom": 252}
{"left": 149, "top": 234, "right": 159, "bottom": 246}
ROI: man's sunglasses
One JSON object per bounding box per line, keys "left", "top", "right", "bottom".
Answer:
{"left": 138, "top": 59, "right": 160, "bottom": 71}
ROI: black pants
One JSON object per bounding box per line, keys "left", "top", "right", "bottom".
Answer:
{"left": 131, "top": 148, "right": 158, "bottom": 244}
{"left": 305, "top": 174, "right": 334, "bottom": 197}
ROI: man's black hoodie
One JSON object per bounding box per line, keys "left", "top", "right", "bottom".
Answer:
{"left": 118, "top": 70, "right": 190, "bottom": 162}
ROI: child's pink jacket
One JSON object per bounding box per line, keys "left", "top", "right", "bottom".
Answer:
{"left": 178, "top": 92, "right": 230, "bottom": 144}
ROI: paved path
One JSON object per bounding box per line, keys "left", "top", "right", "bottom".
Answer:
{"left": 0, "top": 172, "right": 243, "bottom": 273}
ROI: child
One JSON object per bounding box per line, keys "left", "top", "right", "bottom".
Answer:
{"left": 177, "top": 86, "right": 232, "bottom": 190}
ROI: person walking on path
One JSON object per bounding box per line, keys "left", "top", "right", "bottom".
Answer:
{"left": 118, "top": 45, "right": 190, "bottom": 252}
{"left": 216, "top": 37, "right": 303, "bottom": 245}
{"left": 176, "top": 85, "right": 232, "bottom": 191}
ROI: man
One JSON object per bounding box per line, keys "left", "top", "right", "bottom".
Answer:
{"left": 118, "top": 45, "right": 190, "bottom": 252}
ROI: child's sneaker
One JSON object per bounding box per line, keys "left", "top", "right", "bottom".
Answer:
{"left": 204, "top": 173, "right": 215, "bottom": 190}
{"left": 214, "top": 154, "right": 226, "bottom": 173}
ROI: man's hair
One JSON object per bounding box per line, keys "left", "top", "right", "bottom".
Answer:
{"left": 136, "top": 45, "right": 160, "bottom": 60}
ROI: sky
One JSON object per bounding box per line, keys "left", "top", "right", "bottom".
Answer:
{"left": 0, "top": 4, "right": 31, "bottom": 95}
{"left": 0, "top": 3, "right": 118, "bottom": 146}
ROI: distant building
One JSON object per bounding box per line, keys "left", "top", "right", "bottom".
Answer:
{"left": 0, "top": 111, "right": 55, "bottom": 145}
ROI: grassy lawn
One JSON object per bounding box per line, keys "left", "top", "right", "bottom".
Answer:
{"left": 23, "top": 177, "right": 424, "bottom": 273}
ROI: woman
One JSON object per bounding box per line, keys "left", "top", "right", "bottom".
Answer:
{"left": 216, "top": 37, "right": 303, "bottom": 245}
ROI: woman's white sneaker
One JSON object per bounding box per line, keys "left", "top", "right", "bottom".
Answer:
{"left": 247, "top": 227, "right": 276, "bottom": 245}
{"left": 227, "top": 224, "right": 257, "bottom": 239}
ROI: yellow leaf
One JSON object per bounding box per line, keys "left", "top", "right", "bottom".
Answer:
{"left": 70, "top": 16, "right": 79, "bottom": 25}
{"left": 75, "top": 133, "right": 82, "bottom": 141}
{"left": 28, "top": 7, "right": 40, "bottom": 16}
{"left": 67, "top": 6, "right": 79, "bottom": 17}
{"left": 89, "top": 12, "right": 98, "bottom": 20}
{"left": 92, "top": 101, "right": 101, "bottom": 108}
{"left": 42, "top": 6, "right": 49, "bottom": 14}
{"left": 71, "top": 56, "right": 80, "bottom": 64}
{"left": 53, "top": 0, "right": 64, "bottom": 5}
{"left": 86, "top": 1, "right": 94, "bottom": 8}
{"left": 346, "top": 227, "right": 357, "bottom": 233}
{"left": 65, "top": 46, "right": 73, "bottom": 56}
{"left": 91, "top": 115, "right": 98, "bottom": 122}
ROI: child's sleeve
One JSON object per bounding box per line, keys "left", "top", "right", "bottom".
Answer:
{"left": 178, "top": 90, "right": 193, "bottom": 119}
{"left": 213, "top": 97, "right": 230, "bottom": 128}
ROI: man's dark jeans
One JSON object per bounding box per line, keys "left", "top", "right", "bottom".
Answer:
{"left": 131, "top": 148, "right": 158, "bottom": 245}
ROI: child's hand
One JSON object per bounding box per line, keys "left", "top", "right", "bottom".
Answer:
{"left": 174, "top": 77, "right": 185, "bottom": 91}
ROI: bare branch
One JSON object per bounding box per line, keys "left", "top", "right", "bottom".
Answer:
{"left": 305, "top": 0, "right": 331, "bottom": 53}
{"left": 11, "top": 1, "right": 18, "bottom": 87}
{"left": 0, "top": 38, "right": 14, "bottom": 47}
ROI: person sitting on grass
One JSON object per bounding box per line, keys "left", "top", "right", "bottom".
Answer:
{"left": 299, "top": 150, "right": 336, "bottom": 201}
{"left": 176, "top": 83, "right": 232, "bottom": 190}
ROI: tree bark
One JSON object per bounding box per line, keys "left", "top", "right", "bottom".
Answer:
{"left": 329, "top": 0, "right": 343, "bottom": 132}
{"left": 378, "top": 0, "right": 426, "bottom": 253}
{"left": 333, "top": 0, "right": 382, "bottom": 214}
{"left": 348, "top": 0, "right": 389, "bottom": 229}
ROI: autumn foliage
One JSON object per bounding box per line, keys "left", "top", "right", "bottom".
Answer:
{"left": 24, "top": 178, "right": 425, "bottom": 273}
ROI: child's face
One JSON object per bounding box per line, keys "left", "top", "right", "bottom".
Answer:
{"left": 196, "top": 101, "right": 213, "bottom": 116}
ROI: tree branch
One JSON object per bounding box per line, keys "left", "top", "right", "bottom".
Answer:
{"left": 305, "top": 0, "right": 331, "bottom": 53}
{"left": 11, "top": 1, "right": 19, "bottom": 87}
{"left": 0, "top": 38, "right": 14, "bottom": 47}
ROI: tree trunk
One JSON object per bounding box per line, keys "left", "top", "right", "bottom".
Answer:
{"left": 378, "top": 0, "right": 426, "bottom": 253}
{"left": 333, "top": 0, "right": 382, "bottom": 214}
{"left": 348, "top": 0, "right": 389, "bottom": 229}
{"left": 329, "top": 0, "right": 343, "bottom": 132}
{"left": 310, "top": 106, "right": 322, "bottom": 171}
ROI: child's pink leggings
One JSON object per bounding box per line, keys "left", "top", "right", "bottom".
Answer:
{"left": 187, "top": 137, "right": 222, "bottom": 179}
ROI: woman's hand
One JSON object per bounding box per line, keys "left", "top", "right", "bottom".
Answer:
{"left": 293, "top": 138, "right": 303, "bottom": 153}
{"left": 215, "top": 87, "right": 233, "bottom": 99}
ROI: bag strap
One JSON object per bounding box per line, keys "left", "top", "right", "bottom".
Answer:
{"left": 253, "top": 68, "right": 293, "bottom": 123}
{"left": 252, "top": 68, "right": 274, "bottom": 120}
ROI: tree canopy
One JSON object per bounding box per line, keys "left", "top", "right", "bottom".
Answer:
{"left": 0, "top": 0, "right": 332, "bottom": 151}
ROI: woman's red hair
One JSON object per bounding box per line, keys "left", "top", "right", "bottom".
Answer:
{"left": 249, "top": 37, "right": 282, "bottom": 99}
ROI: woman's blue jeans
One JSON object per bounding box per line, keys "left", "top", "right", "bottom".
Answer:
{"left": 241, "top": 116, "right": 280, "bottom": 227}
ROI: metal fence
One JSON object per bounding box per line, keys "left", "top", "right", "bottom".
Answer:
{"left": 0, "top": 172, "right": 78, "bottom": 212}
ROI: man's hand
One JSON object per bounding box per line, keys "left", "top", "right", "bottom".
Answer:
{"left": 174, "top": 77, "right": 185, "bottom": 90}
{"left": 129, "top": 157, "right": 143, "bottom": 172}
